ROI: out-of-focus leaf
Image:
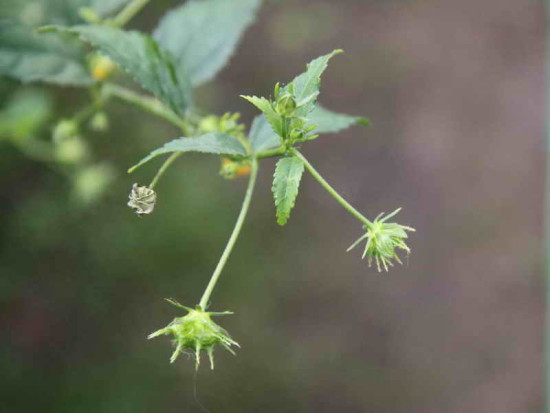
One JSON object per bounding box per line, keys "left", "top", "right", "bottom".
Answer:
{"left": 0, "top": 88, "right": 52, "bottom": 140}
{"left": 249, "top": 115, "right": 280, "bottom": 153}
{"left": 308, "top": 105, "right": 369, "bottom": 134}
{"left": 0, "top": 0, "right": 88, "bottom": 27}
{"left": 153, "top": 0, "right": 261, "bottom": 86}
{"left": 43, "top": 25, "right": 192, "bottom": 116}
{"left": 0, "top": 22, "right": 92, "bottom": 85}
{"left": 272, "top": 156, "right": 304, "bottom": 226}
{"left": 129, "top": 133, "right": 248, "bottom": 172}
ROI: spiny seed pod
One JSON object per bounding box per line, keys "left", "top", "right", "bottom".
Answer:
{"left": 127, "top": 183, "right": 157, "bottom": 215}
{"left": 148, "top": 299, "right": 239, "bottom": 369}
{"left": 347, "top": 208, "right": 415, "bottom": 272}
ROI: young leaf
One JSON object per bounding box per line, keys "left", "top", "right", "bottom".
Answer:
{"left": 308, "top": 106, "right": 370, "bottom": 134}
{"left": 249, "top": 115, "right": 280, "bottom": 153}
{"left": 285, "top": 49, "right": 343, "bottom": 116}
{"left": 153, "top": 0, "right": 261, "bottom": 87}
{"left": 129, "top": 133, "right": 248, "bottom": 172}
{"left": 0, "top": 22, "right": 92, "bottom": 86}
{"left": 241, "top": 95, "right": 283, "bottom": 137}
{"left": 272, "top": 156, "right": 304, "bottom": 226}
{"left": 41, "top": 25, "right": 192, "bottom": 116}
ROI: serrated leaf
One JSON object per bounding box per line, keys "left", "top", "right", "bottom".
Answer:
{"left": 153, "top": 0, "right": 261, "bottom": 87}
{"left": 285, "top": 49, "right": 342, "bottom": 117}
{"left": 272, "top": 156, "right": 304, "bottom": 225}
{"left": 241, "top": 95, "right": 283, "bottom": 137}
{"left": 308, "top": 105, "right": 370, "bottom": 134}
{"left": 42, "top": 25, "right": 192, "bottom": 116}
{"left": 0, "top": 22, "right": 92, "bottom": 86}
{"left": 249, "top": 115, "right": 280, "bottom": 153}
{"left": 129, "top": 133, "right": 248, "bottom": 172}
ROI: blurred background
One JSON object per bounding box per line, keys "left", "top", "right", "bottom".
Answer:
{"left": 0, "top": 0, "right": 544, "bottom": 411}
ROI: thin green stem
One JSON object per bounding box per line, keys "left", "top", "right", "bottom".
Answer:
{"left": 198, "top": 158, "right": 259, "bottom": 310}
{"left": 104, "top": 84, "right": 188, "bottom": 132}
{"left": 292, "top": 149, "right": 372, "bottom": 226}
{"left": 111, "top": 0, "right": 151, "bottom": 28}
{"left": 149, "top": 152, "right": 182, "bottom": 189}
{"left": 255, "top": 147, "right": 285, "bottom": 159}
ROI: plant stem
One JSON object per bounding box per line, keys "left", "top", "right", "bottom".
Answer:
{"left": 149, "top": 153, "right": 182, "bottom": 189}
{"left": 112, "top": 0, "right": 151, "bottom": 27}
{"left": 198, "top": 158, "right": 259, "bottom": 310}
{"left": 292, "top": 149, "right": 372, "bottom": 226}
{"left": 104, "top": 84, "right": 187, "bottom": 132}
{"left": 255, "top": 147, "right": 286, "bottom": 159}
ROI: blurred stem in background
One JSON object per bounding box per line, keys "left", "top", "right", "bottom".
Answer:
{"left": 112, "top": 0, "right": 151, "bottom": 27}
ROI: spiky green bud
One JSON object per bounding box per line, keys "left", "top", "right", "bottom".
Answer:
{"left": 347, "top": 208, "right": 415, "bottom": 272}
{"left": 148, "top": 299, "right": 239, "bottom": 369}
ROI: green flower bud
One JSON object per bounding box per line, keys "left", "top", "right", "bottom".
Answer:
{"left": 55, "top": 136, "right": 88, "bottom": 164}
{"left": 198, "top": 115, "right": 219, "bottom": 133}
{"left": 53, "top": 119, "right": 78, "bottom": 143}
{"left": 347, "top": 208, "right": 415, "bottom": 272}
{"left": 78, "top": 7, "right": 101, "bottom": 24}
{"left": 127, "top": 183, "right": 157, "bottom": 215}
{"left": 89, "top": 112, "right": 109, "bottom": 132}
{"left": 148, "top": 299, "right": 239, "bottom": 369}
{"left": 276, "top": 93, "right": 297, "bottom": 117}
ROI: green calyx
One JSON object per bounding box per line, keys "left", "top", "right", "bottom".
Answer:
{"left": 148, "top": 299, "right": 239, "bottom": 369}
{"left": 347, "top": 208, "right": 415, "bottom": 272}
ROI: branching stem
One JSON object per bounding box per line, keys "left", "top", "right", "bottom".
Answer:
{"left": 291, "top": 149, "right": 372, "bottom": 226}
{"left": 198, "top": 158, "right": 259, "bottom": 310}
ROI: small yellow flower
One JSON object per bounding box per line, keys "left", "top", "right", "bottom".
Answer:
{"left": 90, "top": 54, "right": 117, "bottom": 82}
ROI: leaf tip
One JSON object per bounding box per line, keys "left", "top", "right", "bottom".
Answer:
{"left": 357, "top": 117, "right": 371, "bottom": 126}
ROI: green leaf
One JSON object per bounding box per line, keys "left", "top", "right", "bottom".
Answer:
{"left": 153, "top": 0, "right": 261, "bottom": 86}
{"left": 308, "top": 106, "right": 370, "bottom": 134}
{"left": 241, "top": 95, "right": 283, "bottom": 137}
{"left": 285, "top": 49, "right": 343, "bottom": 116}
{"left": 249, "top": 115, "right": 280, "bottom": 153}
{"left": 129, "top": 133, "right": 248, "bottom": 172}
{"left": 0, "top": 88, "right": 52, "bottom": 140}
{"left": 0, "top": 0, "right": 89, "bottom": 27}
{"left": 42, "top": 25, "right": 192, "bottom": 116}
{"left": 272, "top": 156, "right": 304, "bottom": 226}
{"left": 0, "top": 22, "right": 92, "bottom": 86}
